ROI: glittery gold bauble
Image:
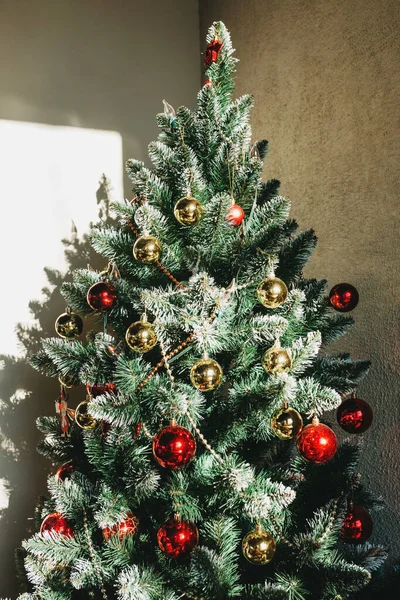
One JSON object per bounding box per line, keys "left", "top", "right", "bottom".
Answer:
{"left": 270, "top": 406, "right": 303, "bottom": 440}
{"left": 174, "top": 196, "right": 204, "bottom": 226}
{"left": 75, "top": 400, "right": 97, "bottom": 430}
{"left": 262, "top": 344, "right": 292, "bottom": 374}
{"left": 242, "top": 524, "right": 276, "bottom": 565}
{"left": 133, "top": 235, "right": 162, "bottom": 264}
{"left": 55, "top": 312, "right": 83, "bottom": 339}
{"left": 190, "top": 357, "right": 223, "bottom": 392}
{"left": 125, "top": 321, "right": 157, "bottom": 353}
{"left": 256, "top": 277, "right": 288, "bottom": 309}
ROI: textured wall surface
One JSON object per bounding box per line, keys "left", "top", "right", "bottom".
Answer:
{"left": 0, "top": 1, "right": 200, "bottom": 596}
{"left": 0, "top": 0, "right": 200, "bottom": 197}
{"left": 200, "top": 0, "right": 400, "bottom": 557}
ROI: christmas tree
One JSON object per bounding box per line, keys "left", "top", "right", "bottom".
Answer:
{"left": 18, "top": 22, "right": 387, "bottom": 600}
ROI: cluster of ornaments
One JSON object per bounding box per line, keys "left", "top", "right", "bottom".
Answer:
{"left": 47, "top": 459, "right": 275, "bottom": 564}
{"left": 50, "top": 446, "right": 278, "bottom": 562}
{"left": 50, "top": 90, "right": 368, "bottom": 553}
{"left": 173, "top": 195, "right": 244, "bottom": 228}
{"left": 50, "top": 457, "right": 271, "bottom": 564}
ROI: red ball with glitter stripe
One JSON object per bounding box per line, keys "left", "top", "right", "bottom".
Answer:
{"left": 103, "top": 512, "right": 139, "bottom": 541}
{"left": 226, "top": 204, "right": 245, "bottom": 227}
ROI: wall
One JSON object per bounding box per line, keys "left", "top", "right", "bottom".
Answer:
{"left": 0, "top": 1, "right": 200, "bottom": 596}
{"left": 200, "top": 0, "right": 400, "bottom": 558}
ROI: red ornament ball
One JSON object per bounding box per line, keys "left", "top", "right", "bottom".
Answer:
{"left": 204, "top": 79, "right": 213, "bottom": 87}
{"left": 55, "top": 462, "right": 73, "bottom": 481}
{"left": 103, "top": 512, "right": 139, "bottom": 541}
{"left": 90, "top": 382, "right": 117, "bottom": 397}
{"left": 40, "top": 512, "right": 74, "bottom": 537}
{"left": 329, "top": 283, "right": 359, "bottom": 312}
{"left": 204, "top": 39, "right": 223, "bottom": 66}
{"left": 226, "top": 204, "right": 245, "bottom": 227}
{"left": 87, "top": 281, "right": 117, "bottom": 312}
{"left": 157, "top": 517, "right": 198, "bottom": 558}
{"left": 153, "top": 424, "right": 196, "bottom": 469}
{"left": 337, "top": 397, "right": 373, "bottom": 434}
{"left": 296, "top": 420, "right": 337, "bottom": 464}
{"left": 341, "top": 505, "right": 373, "bottom": 543}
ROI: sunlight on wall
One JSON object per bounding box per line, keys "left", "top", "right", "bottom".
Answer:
{"left": 0, "top": 120, "right": 123, "bottom": 357}
{"left": 0, "top": 479, "right": 9, "bottom": 510}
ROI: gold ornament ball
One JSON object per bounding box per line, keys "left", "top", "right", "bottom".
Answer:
{"left": 174, "top": 196, "right": 204, "bottom": 226}
{"left": 262, "top": 345, "right": 292, "bottom": 374}
{"left": 242, "top": 525, "right": 276, "bottom": 565}
{"left": 125, "top": 321, "right": 157, "bottom": 353}
{"left": 75, "top": 401, "right": 97, "bottom": 430}
{"left": 55, "top": 312, "right": 83, "bottom": 340}
{"left": 270, "top": 406, "right": 303, "bottom": 440}
{"left": 133, "top": 235, "right": 162, "bottom": 264}
{"left": 190, "top": 357, "right": 223, "bottom": 392}
{"left": 257, "top": 277, "right": 288, "bottom": 309}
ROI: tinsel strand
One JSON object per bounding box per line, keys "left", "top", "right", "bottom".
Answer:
{"left": 268, "top": 513, "right": 295, "bottom": 549}
{"left": 134, "top": 332, "right": 195, "bottom": 393}
{"left": 184, "top": 410, "right": 225, "bottom": 466}
{"left": 157, "top": 337, "right": 225, "bottom": 466}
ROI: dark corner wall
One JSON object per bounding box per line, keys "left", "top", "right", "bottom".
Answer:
{"left": 0, "top": 1, "right": 200, "bottom": 596}
{"left": 200, "top": 0, "right": 400, "bottom": 558}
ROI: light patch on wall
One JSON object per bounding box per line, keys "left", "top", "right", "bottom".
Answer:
{"left": 0, "top": 120, "right": 123, "bottom": 356}
{"left": 0, "top": 478, "right": 10, "bottom": 510}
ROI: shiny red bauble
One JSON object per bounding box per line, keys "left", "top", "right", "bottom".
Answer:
{"left": 329, "top": 283, "right": 359, "bottom": 312}
{"left": 337, "top": 397, "right": 373, "bottom": 434}
{"left": 157, "top": 518, "right": 199, "bottom": 558}
{"left": 102, "top": 512, "right": 139, "bottom": 541}
{"left": 341, "top": 505, "right": 373, "bottom": 543}
{"left": 90, "top": 382, "right": 117, "bottom": 397}
{"left": 296, "top": 420, "right": 337, "bottom": 464}
{"left": 153, "top": 424, "right": 196, "bottom": 469}
{"left": 40, "top": 512, "right": 74, "bottom": 537}
{"left": 226, "top": 204, "right": 245, "bottom": 227}
{"left": 204, "top": 39, "right": 223, "bottom": 66}
{"left": 87, "top": 281, "right": 117, "bottom": 312}
{"left": 55, "top": 462, "right": 73, "bottom": 481}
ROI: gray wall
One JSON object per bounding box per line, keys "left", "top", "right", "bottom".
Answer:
{"left": 0, "top": 1, "right": 200, "bottom": 596}
{"left": 200, "top": 0, "right": 400, "bottom": 559}
{"left": 0, "top": 0, "right": 200, "bottom": 195}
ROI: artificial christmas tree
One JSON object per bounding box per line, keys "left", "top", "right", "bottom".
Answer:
{"left": 17, "top": 22, "right": 387, "bottom": 600}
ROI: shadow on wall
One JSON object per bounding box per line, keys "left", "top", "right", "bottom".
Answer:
{"left": 0, "top": 177, "right": 113, "bottom": 598}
